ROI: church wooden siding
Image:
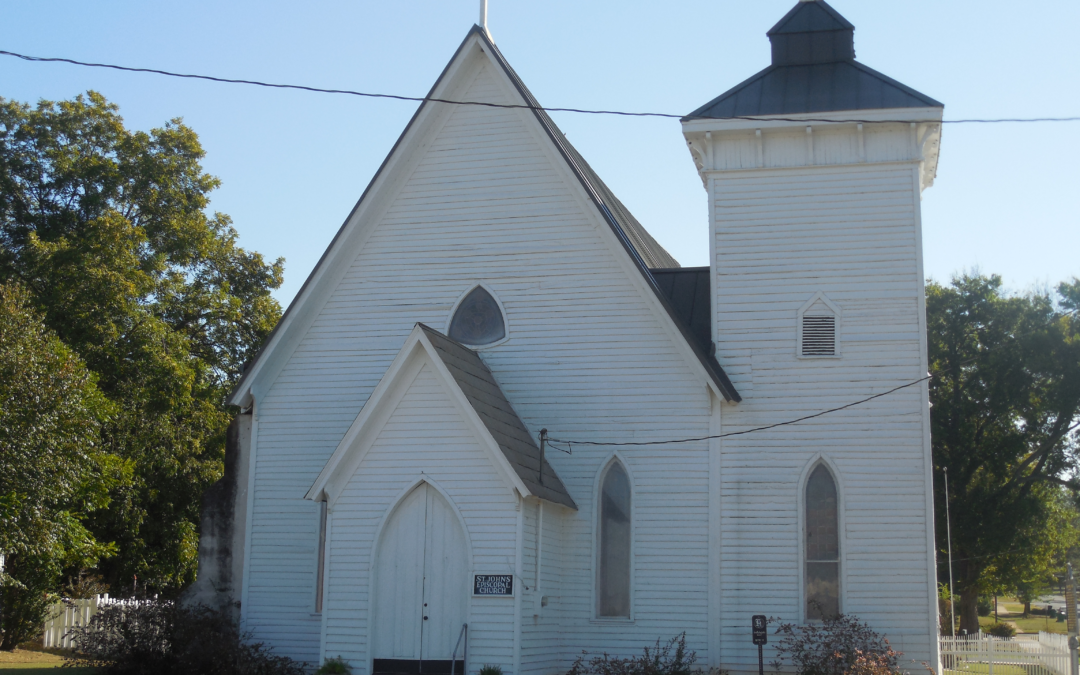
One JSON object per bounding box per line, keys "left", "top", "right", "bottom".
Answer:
{"left": 709, "top": 160, "right": 935, "bottom": 667}
{"left": 242, "top": 58, "right": 717, "bottom": 671}
{"left": 324, "top": 364, "right": 519, "bottom": 672}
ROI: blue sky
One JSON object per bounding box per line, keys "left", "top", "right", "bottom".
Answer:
{"left": 3, "top": 0, "right": 1078, "bottom": 307}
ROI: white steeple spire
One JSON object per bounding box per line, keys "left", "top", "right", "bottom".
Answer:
{"left": 480, "top": 0, "right": 488, "bottom": 29}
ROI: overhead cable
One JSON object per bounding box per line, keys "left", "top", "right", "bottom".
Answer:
{"left": 2, "top": 49, "right": 1079, "bottom": 125}
{"left": 545, "top": 374, "right": 933, "bottom": 448}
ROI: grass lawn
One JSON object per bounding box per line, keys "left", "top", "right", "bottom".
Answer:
{"left": 945, "top": 666, "right": 1029, "bottom": 675}
{"left": 0, "top": 665, "right": 97, "bottom": 669}
{"left": 0, "top": 649, "right": 98, "bottom": 673}
{"left": 980, "top": 614, "right": 1068, "bottom": 635}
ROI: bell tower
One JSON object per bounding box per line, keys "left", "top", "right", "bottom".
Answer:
{"left": 684, "top": 0, "right": 944, "bottom": 670}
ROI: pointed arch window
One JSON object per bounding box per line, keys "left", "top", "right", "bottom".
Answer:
{"left": 805, "top": 464, "right": 840, "bottom": 620}
{"left": 449, "top": 286, "right": 506, "bottom": 346}
{"left": 598, "top": 461, "right": 631, "bottom": 618}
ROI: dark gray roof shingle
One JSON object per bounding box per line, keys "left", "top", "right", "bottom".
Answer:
{"left": 650, "top": 267, "right": 711, "bottom": 356}
{"left": 420, "top": 324, "right": 577, "bottom": 510}
{"left": 685, "top": 0, "right": 941, "bottom": 120}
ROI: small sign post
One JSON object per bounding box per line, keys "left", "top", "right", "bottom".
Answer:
{"left": 752, "top": 615, "right": 768, "bottom": 675}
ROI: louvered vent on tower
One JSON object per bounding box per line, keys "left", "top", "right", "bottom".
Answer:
{"left": 801, "top": 316, "right": 836, "bottom": 356}
{"left": 797, "top": 293, "right": 841, "bottom": 358}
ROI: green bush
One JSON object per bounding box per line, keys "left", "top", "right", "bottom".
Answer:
{"left": 977, "top": 597, "right": 992, "bottom": 617}
{"left": 65, "top": 601, "right": 307, "bottom": 674}
{"left": 986, "top": 623, "right": 1016, "bottom": 638}
{"left": 479, "top": 666, "right": 503, "bottom": 675}
{"left": 316, "top": 657, "right": 352, "bottom": 675}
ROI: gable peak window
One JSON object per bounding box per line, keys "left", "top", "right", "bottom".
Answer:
{"left": 598, "top": 461, "right": 631, "bottom": 618}
{"left": 805, "top": 464, "right": 840, "bottom": 620}
{"left": 449, "top": 286, "right": 506, "bottom": 346}
{"left": 798, "top": 293, "right": 841, "bottom": 358}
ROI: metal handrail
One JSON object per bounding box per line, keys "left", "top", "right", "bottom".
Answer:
{"left": 450, "top": 623, "right": 468, "bottom": 675}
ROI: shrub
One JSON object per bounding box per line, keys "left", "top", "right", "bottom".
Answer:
{"left": 937, "top": 583, "right": 957, "bottom": 636}
{"left": 769, "top": 612, "right": 901, "bottom": 675}
{"left": 65, "top": 601, "right": 307, "bottom": 674}
{"left": 479, "top": 666, "right": 504, "bottom": 675}
{"left": 316, "top": 656, "right": 352, "bottom": 674}
{"left": 566, "top": 633, "right": 700, "bottom": 675}
{"left": 977, "top": 597, "right": 992, "bottom": 617}
{"left": 986, "top": 623, "right": 1016, "bottom": 638}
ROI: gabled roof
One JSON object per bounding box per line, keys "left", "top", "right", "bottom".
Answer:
{"left": 475, "top": 29, "right": 740, "bottom": 402}
{"left": 478, "top": 30, "right": 676, "bottom": 269}
{"left": 418, "top": 325, "right": 576, "bottom": 509}
{"left": 229, "top": 25, "right": 740, "bottom": 407}
{"left": 306, "top": 324, "right": 576, "bottom": 510}
{"left": 685, "top": 0, "right": 941, "bottom": 120}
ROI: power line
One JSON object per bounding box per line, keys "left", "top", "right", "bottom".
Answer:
{"left": 550, "top": 300, "right": 1080, "bottom": 449}
{"left": 3, "top": 49, "right": 1079, "bottom": 125}
{"left": 546, "top": 374, "right": 932, "bottom": 448}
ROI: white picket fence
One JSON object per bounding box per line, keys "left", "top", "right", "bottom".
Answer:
{"left": 940, "top": 632, "right": 1075, "bottom": 675}
{"left": 41, "top": 594, "right": 155, "bottom": 649}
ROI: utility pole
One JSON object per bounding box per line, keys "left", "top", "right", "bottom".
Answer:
{"left": 944, "top": 467, "right": 956, "bottom": 636}
{"left": 1067, "top": 564, "right": 1078, "bottom": 675}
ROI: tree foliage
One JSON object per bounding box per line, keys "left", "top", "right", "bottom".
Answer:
{"left": 0, "top": 283, "right": 123, "bottom": 648}
{"left": 0, "top": 92, "right": 283, "bottom": 593}
{"left": 928, "top": 273, "right": 1080, "bottom": 633}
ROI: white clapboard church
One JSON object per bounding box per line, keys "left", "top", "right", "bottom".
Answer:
{"left": 185, "top": 1, "right": 944, "bottom": 673}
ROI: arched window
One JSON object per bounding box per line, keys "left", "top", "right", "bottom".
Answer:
{"left": 448, "top": 286, "right": 505, "bottom": 346}
{"left": 598, "top": 461, "right": 631, "bottom": 618}
{"left": 805, "top": 464, "right": 840, "bottom": 620}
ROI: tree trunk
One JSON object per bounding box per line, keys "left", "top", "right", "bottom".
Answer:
{"left": 959, "top": 586, "right": 982, "bottom": 634}
{"left": 1023, "top": 601, "right": 1031, "bottom": 617}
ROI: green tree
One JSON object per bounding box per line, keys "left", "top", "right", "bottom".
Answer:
{"left": 0, "top": 92, "right": 283, "bottom": 593}
{"left": 0, "top": 283, "right": 124, "bottom": 649}
{"left": 983, "top": 488, "right": 1079, "bottom": 616}
{"left": 929, "top": 273, "right": 1080, "bottom": 633}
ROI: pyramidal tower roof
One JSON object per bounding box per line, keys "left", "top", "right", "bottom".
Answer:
{"left": 768, "top": 0, "right": 853, "bottom": 36}
{"left": 686, "top": 0, "right": 941, "bottom": 120}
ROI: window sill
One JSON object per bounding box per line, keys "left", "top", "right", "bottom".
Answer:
{"left": 589, "top": 618, "right": 635, "bottom": 625}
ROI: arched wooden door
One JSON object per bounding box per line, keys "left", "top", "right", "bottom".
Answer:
{"left": 374, "top": 483, "right": 468, "bottom": 675}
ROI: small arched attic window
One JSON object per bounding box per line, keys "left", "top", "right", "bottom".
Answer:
{"left": 798, "top": 293, "right": 841, "bottom": 358}
{"left": 449, "top": 286, "right": 506, "bottom": 346}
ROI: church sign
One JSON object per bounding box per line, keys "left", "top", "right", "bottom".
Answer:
{"left": 473, "top": 575, "right": 513, "bottom": 596}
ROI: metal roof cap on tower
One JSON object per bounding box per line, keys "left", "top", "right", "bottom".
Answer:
{"left": 685, "top": 0, "right": 941, "bottom": 120}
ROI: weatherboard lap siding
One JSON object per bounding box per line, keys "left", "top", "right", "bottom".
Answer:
{"left": 324, "top": 364, "right": 518, "bottom": 674}
{"left": 243, "top": 55, "right": 714, "bottom": 670}
{"left": 709, "top": 158, "right": 934, "bottom": 666}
